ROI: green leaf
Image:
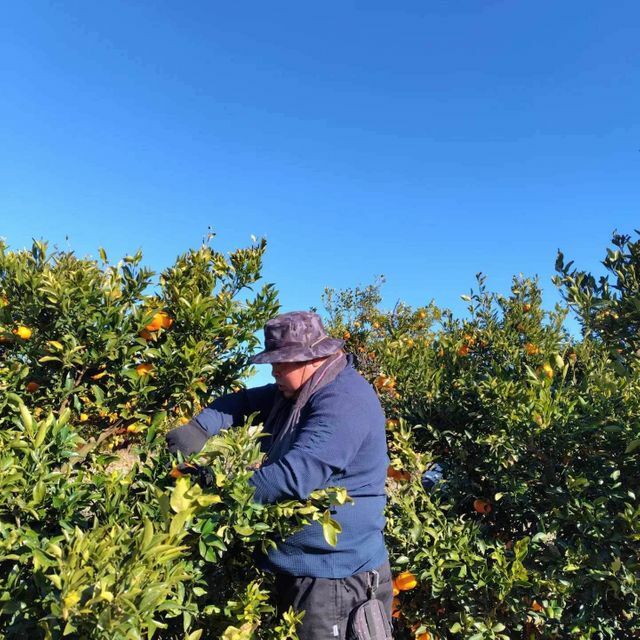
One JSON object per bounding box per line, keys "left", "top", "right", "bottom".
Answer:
{"left": 233, "top": 525, "right": 254, "bottom": 537}
{"left": 321, "top": 510, "right": 342, "bottom": 547}
{"left": 625, "top": 439, "right": 640, "bottom": 454}
{"left": 20, "top": 403, "right": 33, "bottom": 436}
{"left": 170, "top": 510, "right": 191, "bottom": 538}
{"left": 170, "top": 477, "right": 192, "bottom": 513}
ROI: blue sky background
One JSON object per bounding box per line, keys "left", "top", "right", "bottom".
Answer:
{"left": 2, "top": 2, "right": 639, "bottom": 384}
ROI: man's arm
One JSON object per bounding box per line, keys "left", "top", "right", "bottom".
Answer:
{"left": 166, "top": 384, "right": 277, "bottom": 455}
{"left": 248, "top": 400, "right": 366, "bottom": 504}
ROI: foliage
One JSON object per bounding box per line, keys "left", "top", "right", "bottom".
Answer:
{"left": 2, "top": 232, "right": 640, "bottom": 639}
{"left": 323, "top": 239, "right": 640, "bottom": 639}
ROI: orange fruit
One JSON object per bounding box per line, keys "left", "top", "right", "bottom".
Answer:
{"left": 387, "top": 466, "right": 410, "bottom": 482}
{"left": 395, "top": 571, "right": 417, "bottom": 591}
{"left": 417, "top": 633, "right": 431, "bottom": 640}
{"left": 145, "top": 311, "right": 173, "bottom": 332}
{"left": 342, "top": 331, "right": 351, "bottom": 340}
{"left": 26, "top": 381, "right": 40, "bottom": 393}
{"left": 457, "top": 344, "right": 470, "bottom": 356}
{"left": 12, "top": 325, "right": 32, "bottom": 340}
{"left": 386, "top": 418, "right": 399, "bottom": 429}
{"left": 135, "top": 363, "right": 154, "bottom": 376}
{"left": 524, "top": 342, "right": 539, "bottom": 356}
{"left": 523, "top": 303, "right": 531, "bottom": 312}
{"left": 374, "top": 375, "right": 394, "bottom": 390}
{"left": 473, "top": 499, "right": 492, "bottom": 514}
{"left": 418, "top": 310, "right": 427, "bottom": 319}
{"left": 542, "top": 363, "right": 553, "bottom": 379}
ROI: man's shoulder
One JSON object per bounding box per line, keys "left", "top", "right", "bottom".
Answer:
{"left": 311, "top": 360, "right": 380, "bottom": 407}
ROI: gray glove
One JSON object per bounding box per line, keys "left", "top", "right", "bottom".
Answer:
{"left": 166, "top": 420, "right": 209, "bottom": 456}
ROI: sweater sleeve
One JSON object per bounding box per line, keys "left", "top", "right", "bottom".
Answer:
{"left": 193, "top": 384, "right": 277, "bottom": 437}
{"left": 248, "top": 388, "right": 367, "bottom": 504}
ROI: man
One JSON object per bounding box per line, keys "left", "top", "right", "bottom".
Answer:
{"left": 166, "top": 311, "right": 393, "bottom": 639}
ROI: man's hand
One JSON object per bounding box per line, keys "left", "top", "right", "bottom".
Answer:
{"left": 166, "top": 420, "right": 209, "bottom": 456}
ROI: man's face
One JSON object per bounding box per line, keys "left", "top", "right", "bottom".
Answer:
{"left": 271, "top": 359, "right": 323, "bottom": 398}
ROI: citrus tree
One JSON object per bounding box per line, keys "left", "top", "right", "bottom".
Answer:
{"left": 324, "top": 252, "right": 640, "bottom": 639}
{"left": 0, "top": 236, "right": 347, "bottom": 639}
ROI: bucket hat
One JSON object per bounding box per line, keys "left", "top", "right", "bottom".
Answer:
{"left": 250, "top": 311, "right": 344, "bottom": 364}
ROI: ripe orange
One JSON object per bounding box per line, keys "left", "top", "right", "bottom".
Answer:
{"left": 387, "top": 466, "right": 410, "bottom": 482}
{"left": 343, "top": 331, "right": 351, "bottom": 340}
{"left": 524, "top": 342, "right": 540, "bottom": 356}
{"left": 145, "top": 311, "right": 173, "bottom": 332}
{"left": 457, "top": 344, "right": 470, "bottom": 356}
{"left": 418, "top": 310, "right": 427, "bottom": 319}
{"left": 374, "top": 375, "right": 396, "bottom": 390}
{"left": 26, "top": 381, "right": 40, "bottom": 393}
{"left": 12, "top": 325, "right": 32, "bottom": 340}
{"left": 473, "top": 499, "right": 492, "bottom": 514}
{"left": 417, "top": 633, "right": 431, "bottom": 640}
{"left": 135, "top": 363, "right": 154, "bottom": 376}
{"left": 395, "top": 571, "right": 417, "bottom": 591}
{"left": 542, "top": 363, "right": 553, "bottom": 379}
{"left": 531, "top": 600, "right": 544, "bottom": 612}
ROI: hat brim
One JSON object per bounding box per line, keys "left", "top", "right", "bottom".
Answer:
{"left": 250, "top": 337, "right": 344, "bottom": 364}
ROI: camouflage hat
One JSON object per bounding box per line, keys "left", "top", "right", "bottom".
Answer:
{"left": 250, "top": 311, "right": 344, "bottom": 364}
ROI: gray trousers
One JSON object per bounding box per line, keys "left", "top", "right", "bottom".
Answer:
{"left": 272, "top": 560, "right": 394, "bottom": 639}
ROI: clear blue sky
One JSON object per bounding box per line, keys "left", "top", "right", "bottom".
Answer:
{"left": 2, "top": 2, "right": 639, "bottom": 347}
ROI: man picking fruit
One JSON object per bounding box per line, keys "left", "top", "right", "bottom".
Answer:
{"left": 166, "top": 311, "right": 393, "bottom": 639}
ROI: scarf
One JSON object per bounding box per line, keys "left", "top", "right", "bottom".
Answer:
{"left": 263, "top": 351, "right": 348, "bottom": 464}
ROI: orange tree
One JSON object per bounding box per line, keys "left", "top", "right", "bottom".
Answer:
{"left": 323, "top": 243, "right": 639, "bottom": 639}
{"left": 0, "top": 237, "right": 351, "bottom": 639}
{"left": 0, "top": 236, "right": 278, "bottom": 435}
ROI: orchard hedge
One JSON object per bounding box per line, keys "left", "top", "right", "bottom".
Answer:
{"left": 1, "top": 233, "right": 639, "bottom": 639}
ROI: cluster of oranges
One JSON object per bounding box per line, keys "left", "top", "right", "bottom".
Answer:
{"left": 457, "top": 333, "right": 476, "bottom": 357}
{"left": 136, "top": 312, "right": 173, "bottom": 376}
{"left": 139, "top": 311, "right": 173, "bottom": 340}
{"left": 391, "top": 570, "right": 417, "bottom": 618}
{"left": 391, "top": 570, "right": 434, "bottom": 638}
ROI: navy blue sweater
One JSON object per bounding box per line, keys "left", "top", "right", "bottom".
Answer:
{"left": 192, "top": 355, "right": 389, "bottom": 578}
